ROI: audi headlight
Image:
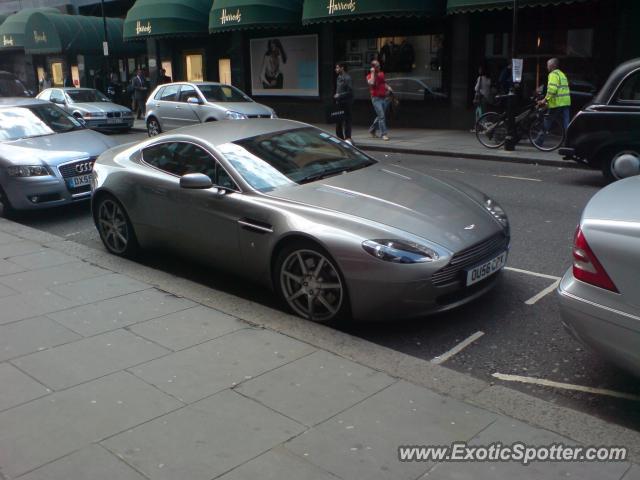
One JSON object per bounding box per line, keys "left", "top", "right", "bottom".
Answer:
{"left": 7, "top": 165, "right": 50, "bottom": 177}
{"left": 484, "top": 197, "right": 508, "bottom": 227}
{"left": 362, "top": 239, "right": 439, "bottom": 264}
{"left": 270, "top": 110, "right": 278, "bottom": 119}
{"left": 225, "top": 111, "right": 247, "bottom": 120}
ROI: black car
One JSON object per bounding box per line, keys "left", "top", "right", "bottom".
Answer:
{"left": 559, "top": 58, "right": 640, "bottom": 181}
{"left": 0, "top": 71, "right": 32, "bottom": 98}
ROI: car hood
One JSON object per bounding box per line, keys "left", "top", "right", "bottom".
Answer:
{"left": 0, "top": 129, "right": 117, "bottom": 167}
{"left": 209, "top": 101, "right": 273, "bottom": 116}
{"left": 72, "top": 102, "right": 128, "bottom": 113}
{"left": 267, "top": 164, "right": 504, "bottom": 252}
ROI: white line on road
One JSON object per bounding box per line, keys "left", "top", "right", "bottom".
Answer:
{"left": 493, "top": 175, "right": 542, "bottom": 182}
{"left": 525, "top": 279, "right": 561, "bottom": 305}
{"left": 492, "top": 373, "right": 640, "bottom": 402}
{"left": 505, "top": 266, "right": 561, "bottom": 281}
{"left": 431, "top": 331, "right": 485, "bottom": 365}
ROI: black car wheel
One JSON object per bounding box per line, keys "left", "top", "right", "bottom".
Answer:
{"left": 94, "top": 194, "right": 139, "bottom": 257}
{"left": 601, "top": 149, "right": 640, "bottom": 182}
{"left": 147, "top": 117, "right": 161, "bottom": 137}
{"left": 274, "top": 240, "right": 350, "bottom": 323}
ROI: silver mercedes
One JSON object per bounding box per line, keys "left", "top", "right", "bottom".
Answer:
{"left": 0, "top": 98, "right": 117, "bottom": 215}
{"left": 92, "top": 120, "right": 510, "bottom": 322}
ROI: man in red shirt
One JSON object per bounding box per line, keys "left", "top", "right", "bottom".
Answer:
{"left": 367, "top": 60, "right": 390, "bottom": 141}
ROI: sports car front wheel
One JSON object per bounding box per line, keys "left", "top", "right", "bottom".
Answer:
{"left": 275, "top": 241, "right": 349, "bottom": 323}
{"left": 95, "top": 194, "right": 139, "bottom": 257}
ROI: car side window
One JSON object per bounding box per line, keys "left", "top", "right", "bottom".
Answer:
{"left": 179, "top": 85, "right": 197, "bottom": 103}
{"left": 159, "top": 85, "right": 179, "bottom": 102}
{"left": 50, "top": 89, "right": 65, "bottom": 104}
{"left": 617, "top": 70, "right": 640, "bottom": 102}
{"left": 154, "top": 87, "right": 165, "bottom": 100}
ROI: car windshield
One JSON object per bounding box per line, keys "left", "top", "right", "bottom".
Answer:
{"left": 0, "top": 104, "right": 83, "bottom": 142}
{"left": 218, "top": 127, "right": 376, "bottom": 192}
{"left": 66, "top": 89, "right": 110, "bottom": 103}
{"left": 198, "top": 84, "right": 251, "bottom": 103}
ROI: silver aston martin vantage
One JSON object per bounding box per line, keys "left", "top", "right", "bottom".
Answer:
{"left": 91, "top": 120, "right": 510, "bottom": 322}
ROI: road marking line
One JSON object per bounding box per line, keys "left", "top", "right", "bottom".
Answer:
{"left": 505, "top": 266, "right": 561, "bottom": 281}
{"left": 64, "top": 231, "right": 82, "bottom": 237}
{"left": 494, "top": 175, "right": 542, "bottom": 182}
{"left": 492, "top": 373, "right": 640, "bottom": 402}
{"left": 432, "top": 168, "right": 465, "bottom": 174}
{"left": 431, "top": 331, "right": 485, "bottom": 365}
{"left": 525, "top": 279, "right": 561, "bottom": 305}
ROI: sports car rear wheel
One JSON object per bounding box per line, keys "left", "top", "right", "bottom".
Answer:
{"left": 95, "top": 194, "right": 138, "bottom": 257}
{"left": 275, "top": 242, "right": 348, "bottom": 323}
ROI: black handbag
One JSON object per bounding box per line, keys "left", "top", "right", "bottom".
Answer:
{"left": 326, "top": 104, "right": 345, "bottom": 124}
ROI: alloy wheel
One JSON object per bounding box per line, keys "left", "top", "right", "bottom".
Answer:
{"left": 280, "top": 249, "right": 343, "bottom": 322}
{"left": 97, "top": 199, "right": 130, "bottom": 254}
{"left": 147, "top": 119, "right": 160, "bottom": 137}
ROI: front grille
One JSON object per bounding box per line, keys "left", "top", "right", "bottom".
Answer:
{"left": 58, "top": 158, "right": 96, "bottom": 179}
{"left": 431, "top": 233, "right": 509, "bottom": 287}
{"left": 106, "top": 111, "right": 121, "bottom": 118}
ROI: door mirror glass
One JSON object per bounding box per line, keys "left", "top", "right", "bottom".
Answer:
{"left": 179, "top": 173, "right": 213, "bottom": 189}
{"left": 187, "top": 96, "right": 201, "bottom": 105}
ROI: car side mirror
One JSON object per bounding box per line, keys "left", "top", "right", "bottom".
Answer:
{"left": 77, "top": 117, "right": 87, "bottom": 126}
{"left": 187, "top": 96, "right": 202, "bottom": 105}
{"left": 179, "top": 173, "right": 213, "bottom": 189}
{"left": 211, "top": 187, "right": 227, "bottom": 197}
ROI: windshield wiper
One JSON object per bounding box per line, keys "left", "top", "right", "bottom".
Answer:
{"left": 297, "top": 163, "right": 371, "bottom": 185}
{"left": 7, "top": 132, "right": 55, "bottom": 142}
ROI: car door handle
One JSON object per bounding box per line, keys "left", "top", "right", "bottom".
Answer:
{"left": 175, "top": 106, "right": 181, "bottom": 109}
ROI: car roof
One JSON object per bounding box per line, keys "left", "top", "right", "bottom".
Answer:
{"left": 159, "top": 82, "right": 226, "bottom": 88}
{"left": 0, "top": 97, "right": 49, "bottom": 108}
{"left": 155, "top": 119, "right": 310, "bottom": 147}
{"left": 59, "top": 87, "right": 95, "bottom": 91}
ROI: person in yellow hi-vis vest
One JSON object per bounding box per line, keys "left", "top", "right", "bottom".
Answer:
{"left": 539, "top": 57, "right": 572, "bottom": 133}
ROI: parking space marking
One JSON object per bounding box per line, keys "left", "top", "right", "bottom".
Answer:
{"left": 431, "top": 331, "right": 485, "bottom": 365}
{"left": 493, "top": 175, "right": 542, "bottom": 182}
{"left": 492, "top": 373, "right": 640, "bottom": 402}
{"left": 524, "top": 279, "right": 561, "bottom": 305}
{"left": 505, "top": 266, "right": 561, "bottom": 281}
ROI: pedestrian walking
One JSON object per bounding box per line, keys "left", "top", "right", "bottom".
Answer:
{"left": 39, "top": 71, "right": 52, "bottom": 92}
{"left": 157, "top": 68, "right": 172, "bottom": 85}
{"left": 131, "top": 69, "right": 148, "bottom": 120}
{"left": 472, "top": 66, "right": 491, "bottom": 131}
{"left": 334, "top": 62, "right": 354, "bottom": 144}
{"left": 539, "top": 57, "right": 571, "bottom": 132}
{"left": 367, "top": 60, "right": 389, "bottom": 141}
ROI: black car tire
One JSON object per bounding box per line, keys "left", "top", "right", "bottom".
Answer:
{"left": 601, "top": 148, "right": 640, "bottom": 182}
{"left": 147, "top": 117, "right": 161, "bottom": 137}
{"left": 273, "top": 240, "right": 350, "bottom": 323}
{"left": 94, "top": 193, "right": 139, "bottom": 258}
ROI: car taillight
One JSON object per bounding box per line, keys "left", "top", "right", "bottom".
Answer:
{"left": 572, "top": 226, "right": 618, "bottom": 292}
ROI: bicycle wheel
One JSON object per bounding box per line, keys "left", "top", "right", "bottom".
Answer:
{"left": 529, "top": 114, "right": 565, "bottom": 152}
{"left": 475, "top": 112, "right": 507, "bottom": 149}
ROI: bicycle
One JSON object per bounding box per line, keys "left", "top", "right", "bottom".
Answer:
{"left": 475, "top": 95, "right": 565, "bottom": 152}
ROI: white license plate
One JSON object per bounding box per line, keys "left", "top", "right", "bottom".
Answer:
{"left": 466, "top": 251, "right": 507, "bottom": 286}
{"left": 107, "top": 118, "right": 122, "bottom": 124}
{"left": 67, "top": 174, "right": 92, "bottom": 188}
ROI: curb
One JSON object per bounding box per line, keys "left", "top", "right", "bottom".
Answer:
{"left": 0, "top": 218, "right": 638, "bottom": 463}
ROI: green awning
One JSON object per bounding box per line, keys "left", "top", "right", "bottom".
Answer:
{"left": 0, "top": 7, "right": 59, "bottom": 51}
{"left": 210, "top": 0, "right": 303, "bottom": 32}
{"left": 302, "top": 0, "right": 445, "bottom": 24}
{"left": 447, "top": 0, "right": 589, "bottom": 14}
{"left": 124, "top": 0, "right": 213, "bottom": 40}
{"left": 24, "top": 12, "right": 129, "bottom": 55}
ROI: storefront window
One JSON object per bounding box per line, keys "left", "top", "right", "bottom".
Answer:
{"left": 51, "top": 62, "right": 63, "bottom": 86}
{"left": 342, "top": 34, "right": 446, "bottom": 102}
{"left": 219, "top": 58, "right": 231, "bottom": 85}
{"left": 185, "top": 54, "right": 204, "bottom": 82}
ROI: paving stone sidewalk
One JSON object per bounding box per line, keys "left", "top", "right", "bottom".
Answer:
{"left": 0, "top": 221, "right": 636, "bottom": 480}
{"left": 132, "top": 119, "right": 573, "bottom": 167}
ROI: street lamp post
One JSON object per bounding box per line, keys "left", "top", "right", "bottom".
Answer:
{"left": 100, "top": 0, "right": 109, "bottom": 78}
{"left": 504, "top": 0, "right": 519, "bottom": 151}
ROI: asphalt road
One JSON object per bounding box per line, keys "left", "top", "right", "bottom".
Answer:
{"left": 9, "top": 130, "right": 640, "bottom": 432}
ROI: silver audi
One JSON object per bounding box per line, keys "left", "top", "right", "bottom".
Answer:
{"left": 36, "top": 87, "right": 134, "bottom": 132}
{"left": 145, "top": 82, "right": 276, "bottom": 137}
{"left": 92, "top": 120, "right": 510, "bottom": 322}
{"left": 557, "top": 176, "right": 640, "bottom": 376}
{"left": 0, "top": 98, "right": 117, "bottom": 215}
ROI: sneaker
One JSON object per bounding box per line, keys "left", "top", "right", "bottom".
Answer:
{"left": 382, "top": 135, "right": 390, "bottom": 141}
{"left": 345, "top": 139, "right": 353, "bottom": 145}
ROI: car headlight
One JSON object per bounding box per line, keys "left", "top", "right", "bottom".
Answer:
{"left": 225, "top": 111, "right": 247, "bottom": 120}
{"left": 83, "top": 112, "right": 106, "bottom": 118}
{"left": 270, "top": 111, "right": 278, "bottom": 119}
{"left": 7, "top": 165, "right": 50, "bottom": 177}
{"left": 484, "top": 197, "right": 508, "bottom": 227}
{"left": 362, "top": 239, "right": 439, "bottom": 264}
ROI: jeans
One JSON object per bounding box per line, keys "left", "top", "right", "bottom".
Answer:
{"left": 369, "top": 96, "right": 388, "bottom": 136}
{"left": 545, "top": 106, "right": 571, "bottom": 132}
{"left": 336, "top": 102, "right": 352, "bottom": 140}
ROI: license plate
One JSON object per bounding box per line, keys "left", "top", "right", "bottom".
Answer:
{"left": 107, "top": 118, "right": 122, "bottom": 124}
{"left": 67, "top": 174, "right": 92, "bottom": 189}
{"left": 466, "top": 251, "right": 507, "bottom": 286}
